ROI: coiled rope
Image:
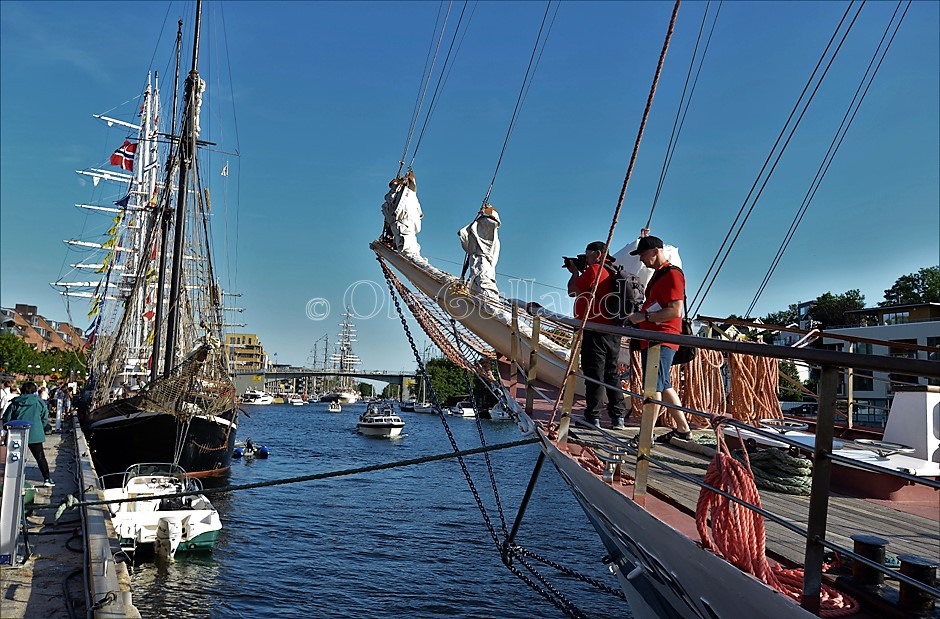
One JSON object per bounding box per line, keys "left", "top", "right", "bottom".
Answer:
{"left": 696, "top": 430, "right": 859, "bottom": 616}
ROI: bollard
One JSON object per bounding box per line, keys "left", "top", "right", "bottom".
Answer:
{"left": 898, "top": 554, "right": 938, "bottom": 616}
{"left": 0, "top": 421, "right": 31, "bottom": 566}
{"left": 850, "top": 534, "right": 888, "bottom": 589}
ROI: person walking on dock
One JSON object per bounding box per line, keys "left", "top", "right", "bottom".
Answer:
{"left": 2, "top": 381, "right": 54, "bottom": 486}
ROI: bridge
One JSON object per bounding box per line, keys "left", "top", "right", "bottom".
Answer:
{"left": 233, "top": 368, "right": 418, "bottom": 400}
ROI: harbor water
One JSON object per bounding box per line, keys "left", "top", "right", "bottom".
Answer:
{"left": 127, "top": 402, "right": 633, "bottom": 618}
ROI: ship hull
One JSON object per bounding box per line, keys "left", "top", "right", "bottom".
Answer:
{"left": 85, "top": 400, "right": 236, "bottom": 479}
{"left": 542, "top": 435, "right": 813, "bottom": 619}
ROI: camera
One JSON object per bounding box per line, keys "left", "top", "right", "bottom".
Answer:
{"left": 563, "top": 254, "right": 587, "bottom": 272}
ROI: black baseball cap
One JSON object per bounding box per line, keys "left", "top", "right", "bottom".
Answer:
{"left": 585, "top": 241, "right": 607, "bottom": 252}
{"left": 629, "top": 236, "right": 664, "bottom": 255}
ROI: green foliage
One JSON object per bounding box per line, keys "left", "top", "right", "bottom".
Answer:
{"left": 358, "top": 382, "right": 374, "bottom": 397}
{"left": 381, "top": 383, "right": 400, "bottom": 398}
{"left": 777, "top": 360, "right": 804, "bottom": 401}
{"left": 0, "top": 333, "right": 36, "bottom": 372}
{"left": 417, "top": 357, "right": 490, "bottom": 404}
{"left": 807, "top": 290, "right": 865, "bottom": 328}
{"left": 880, "top": 266, "right": 940, "bottom": 306}
{"left": 762, "top": 304, "right": 799, "bottom": 328}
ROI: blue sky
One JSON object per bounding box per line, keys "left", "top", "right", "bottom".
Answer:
{"left": 1, "top": 1, "right": 938, "bottom": 375}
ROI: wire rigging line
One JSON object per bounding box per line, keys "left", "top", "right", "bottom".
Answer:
{"left": 744, "top": 1, "right": 911, "bottom": 319}
{"left": 647, "top": 0, "right": 722, "bottom": 228}
{"left": 398, "top": 1, "right": 451, "bottom": 176}
{"left": 689, "top": 0, "right": 866, "bottom": 317}
{"left": 481, "top": 0, "right": 560, "bottom": 207}
{"left": 550, "top": 0, "right": 682, "bottom": 421}
{"left": 408, "top": 1, "right": 475, "bottom": 171}
{"left": 423, "top": 2, "right": 478, "bottom": 131}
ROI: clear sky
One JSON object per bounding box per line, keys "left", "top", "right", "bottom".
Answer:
{"left": 1, "top": 1, "right": 938, "bottom": 375}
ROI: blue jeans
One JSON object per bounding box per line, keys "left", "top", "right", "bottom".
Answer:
{"left": 640, "top": 346, "right": 675, "bottom": 392}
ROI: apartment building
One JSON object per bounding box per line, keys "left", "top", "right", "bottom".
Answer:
{"left": 225, "top": 333, "right": 266, "bottom": 371}
{"left": 0, "top": 304, "right": 86, "bottom": 351}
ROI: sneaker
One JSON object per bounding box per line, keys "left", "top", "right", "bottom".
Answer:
{"left": 583, "top": 416, "right": 601, "bottom": 429}
{"left": 655, "top": 429, "right": 692, "bottom": 444}
{"left": 612, "top": 418, "right": 626, "bottom": 430}
{"left": 43, "top": 479, "right": 55, "bottom": 487}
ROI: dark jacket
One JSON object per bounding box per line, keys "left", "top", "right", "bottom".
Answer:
{"left": 3, "top": 393, "right": 50, "bottom": 444}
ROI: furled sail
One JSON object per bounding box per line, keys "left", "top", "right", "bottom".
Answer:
{"left": 458, "top": 205, "right": 501, "bottom": 298}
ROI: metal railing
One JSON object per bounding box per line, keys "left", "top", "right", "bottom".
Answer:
{"left": 506, "top": 301, "right": 940, "bottom": 615}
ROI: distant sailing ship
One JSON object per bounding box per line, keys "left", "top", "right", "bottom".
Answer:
{"left": 54, "top": 2, "right": 237, "bottom": 478}
{"left": 322, "top": 310, "right": 361, "bottom": 404}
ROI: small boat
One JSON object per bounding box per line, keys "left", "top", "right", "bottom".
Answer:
{"left": 99, "top": 463, "right": 221, "bottom": 561}
{"left": 327, "top": 401, "right": 342, "bottom": 413}
{"left": 287, "top": 394, "right": 305, "bottom": 406}
{"left": 400, "top": 399, "right": 416, "bottom": 412}
{"left": 357, "top": 403, "right": 405, "bottom": 438}
{"left": 486, "top": 401, "right": 513, "bottom": 421}
{"left": 232, "top": 439, "right": 270, "bottom": 459}
{"left": 242, "top": 389, "right": 274, "bottom": 405}
{"left": 449, "top": 401, "right": 476, "bottom": 418}
{"left": 413, "top": 402, "right": 437, "bottom": 415}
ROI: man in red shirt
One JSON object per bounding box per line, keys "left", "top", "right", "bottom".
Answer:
{"left": 567, "top": 241, "right": 627, "bottom": 429}
{"left": 627, "top": 235, "right": 693, "bottom": 443}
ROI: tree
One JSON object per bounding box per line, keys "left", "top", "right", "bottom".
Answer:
{"left": 381, "top": 383, "right": 400, "bottom": 399}
{"left": 762, "top": 304, "right": 799, "bottom": 328}
{"left": 358, "top": 382, "right": 374, "bottom": 397}
{"left": 0, "top": 333, "right": 37, "bottom": 373}
{"left": 807, "top": 290, "right": 865, "bottom": 328}
{"left": 777, "top": 360, "right": 804, "bottom": 401}
{"left": 880, "top": 266, "right": 940, "bottom": 306}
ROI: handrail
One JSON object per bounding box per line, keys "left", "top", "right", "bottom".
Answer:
{"left": 513, "top": 299, "right": 940, "bottom": 377}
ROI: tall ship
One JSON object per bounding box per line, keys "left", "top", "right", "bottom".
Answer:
{"left": 53, "top": 1, "right": 238, "bottom": 479}
{"left": 370, "top": 2, "right": 940, "bottom": 617}
{"left": 326, "top": 310, "right": 361, "bottom": 404}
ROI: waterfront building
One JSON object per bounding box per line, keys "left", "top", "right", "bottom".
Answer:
{"left": 225, "top": 333, "right": 266, "bottom": 371}
{"left": 0, "top": 304, "right": 86, "bottom": 352}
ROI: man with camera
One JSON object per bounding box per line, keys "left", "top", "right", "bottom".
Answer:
{"left": 566, "top": 241, "right": 627, "bottom": 430}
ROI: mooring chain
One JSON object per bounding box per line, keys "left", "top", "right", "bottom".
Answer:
{"left": 513, "top": 545, "right": 627, "bottom": 600}
{"left": 380, "top": 260, "right": 504, "bottom": 550}
{"left": 505, "top": 558, "right": 589, "bottom": 619}
{"left": 453, "top": 318, "right": 510, "bottom": 539}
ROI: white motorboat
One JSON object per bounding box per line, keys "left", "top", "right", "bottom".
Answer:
{"left": 327, "top": 401, "right": 342, "bottom": 413}
{"left": 287, "top": 394, "right": 305, "bottom": 406}
{"left": 486, "top": 401, "right": 513, "bottom": 421}
{"left": 413, "top": 402, "right": 437, "bottom": 414}
{"left": 357, "top": 403, "right": 405, "bottom": 438}
{"left": 242, "top": 389, "right": 274, "bottom": 405}
{"left": 99, "top": 463, "right": 222, "bottom": 561}
{"left": 449, "top": 400, "right": 476, "bottom": 418}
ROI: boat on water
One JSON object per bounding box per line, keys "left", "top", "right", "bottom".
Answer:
{"left": 412, "top": 402, "right": 437, "bottom": 414}
{"left": 327, "top": 401, "right": 342, "bottom": 413}
{"left": 241, "top": 389, "right": 274, "bottom": 405}
{"left": 287, "top": 394, "right": 305, "bottom": 406}
{"left": 233, "top": 439, "right": 270, "bottom": 460}
{"left": 356, "top": 403, "right": 405, "bottom": 438}
{"left": 368, "top": 4, "right": 939, "bottom": 614}
{"left": 98, "top": 463, "right": 222, "bottom": 561}
{"left": 400, "top": 398, "right": 416, "bottom": 412}
{"left": 449, "top": 400, "right": 476, "bottom": 418}
{"left": 57, "top": 3, "right": 238, "bottom": 478}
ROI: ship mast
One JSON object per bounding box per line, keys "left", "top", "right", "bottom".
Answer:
{"left": 163, "top": 0, "right": 203, "bottom": 376}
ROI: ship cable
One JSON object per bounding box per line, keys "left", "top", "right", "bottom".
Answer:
{"left": 380, "top": 261, "right": 614, "bottom": 618}
{"left": 647, "top": 0, "right": 722, "bottom": 228}
{"left": 742, "top": 0, "right": 912, "bottom": 319}
{"left": 551, "top": 0, "right": 681, "bottom": 423}
{"left": 689, "top": 0, "right": 866, "bottom": 317}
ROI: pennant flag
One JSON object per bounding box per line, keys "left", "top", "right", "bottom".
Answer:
{"left": 109, "top": 140, "right": 137, "bottom": 171}
{"left": 95, "top": 252, "right": 113, "bottom": 274}
{"left": 87, "top": 297, "right": 101, "bottom": 319}
{"left": 102, "top": 237, "right": 117, "bottom": 249}
{"left": 114, "top": 193, "right": 131, "bottom": 208}
{"left": 83, "top": 318, "right": 100, "bottom": 348}
{"left": 107, "top": 222, "right": 119, "bottom": 236}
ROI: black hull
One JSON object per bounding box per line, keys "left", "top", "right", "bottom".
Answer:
{"left": 84, "top": 399, "right": 237, "bottom": 479}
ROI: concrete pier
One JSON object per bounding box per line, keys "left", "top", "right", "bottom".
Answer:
{"left": 0, "top": 420, "right": 140, "bottom": 618}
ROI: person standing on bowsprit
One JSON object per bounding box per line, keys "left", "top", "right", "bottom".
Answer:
{"left": 566, "top": 241, "right": 627, "bottom": 430}
{"left": 627, "top": 234, "right": 692, "bottom": 443}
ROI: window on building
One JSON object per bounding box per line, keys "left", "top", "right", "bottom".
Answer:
{"left": 888, "top": 339, "right": 919, "bottom": 391}
{"left": 928, "top": 337, "right": 940, "bottom": 386}
{"left": 881, "top": 311, "right": 910, "bottom": 325}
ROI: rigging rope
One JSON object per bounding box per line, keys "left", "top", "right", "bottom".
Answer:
{"left": 408, "top": 1, "right": 475, "bottom": 172}
{"left": 689, "top": 1, "right": 866, "bottom": 316}
{"left": 647, "top": 0, "right": 722, "bottom": 228}
{"left": 481, "top": 0, "right": 561, "bottom": 206}
{"left": 551, "top": 0, "right": 682, "bottom": 422}
{"left": 743, "top": 0, "right": 910, "bottom": 318}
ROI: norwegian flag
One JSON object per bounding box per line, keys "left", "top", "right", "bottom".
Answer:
{"left": 109, "top": 140, "right": 137, "bottom": 171}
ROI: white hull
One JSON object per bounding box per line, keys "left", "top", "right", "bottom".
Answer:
{"left": 242, "top": 390, "right": 274, "bottom": 405}
{"left": 357, "top": 423, "right": 405, "bottom": 438}
{"left": 542, "top": 435, "right": 812, "bottom": 618}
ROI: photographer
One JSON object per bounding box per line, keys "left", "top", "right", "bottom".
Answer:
{"left": 566, "top": 241, "right": 627, "bottom": 430}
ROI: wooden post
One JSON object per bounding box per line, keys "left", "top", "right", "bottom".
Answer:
{"left": 633, "top": 343, "right": 661, "bottom": 507}
{"left": 846, "top": 342, "right": 854, "bottom": 429}
{"left": 557, "top": 333, "right": 582, "bottom": 445}
{"left": 510, "top": 304, "right": 519, "bottom": 399}
{"left": 801, "top": 364, "right": 838, "bottom": 614}
{"left": 526, "top": 315, "right": 541, "bottom": 416}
